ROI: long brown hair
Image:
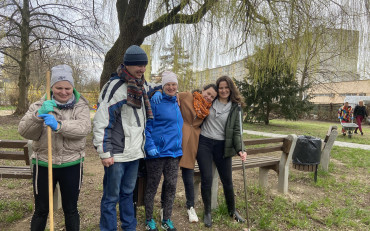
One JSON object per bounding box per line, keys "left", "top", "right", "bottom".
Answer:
{"left": 216, "top": 76, "right": 245, "bottom": 106}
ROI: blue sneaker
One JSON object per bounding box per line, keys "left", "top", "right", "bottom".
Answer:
{"left": 145, "top": 219, "right": 158, "bottom": 231}
{"left": 161, "top": 219, "right": 176, "bottom": 231}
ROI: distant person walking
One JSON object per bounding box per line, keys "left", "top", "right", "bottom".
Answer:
{"left": 338, "top": 101, "right": 353, "bottom": 136}
{"left": 354, "top": 100, "right": 368, "bottom": 135}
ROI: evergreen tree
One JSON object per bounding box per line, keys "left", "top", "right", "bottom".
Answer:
{"left": 237, "top": 44, "right": 312, "bottom": 125}
{"left": 159, "top": 33, "right": 194, "bottom": 91}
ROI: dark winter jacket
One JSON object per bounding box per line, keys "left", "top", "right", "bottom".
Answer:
{"left": 144, "top": 93, "right": 184, "bottom": 159}
{"left": 354, "top": 105, "right": 368, "bottom": 118}
{"left": 224, "top": 103, "right": 245, "bottom": 158}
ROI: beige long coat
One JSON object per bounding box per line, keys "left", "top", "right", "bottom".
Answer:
{"left": 178, "top": 92, "right": 205, "bottom": 169}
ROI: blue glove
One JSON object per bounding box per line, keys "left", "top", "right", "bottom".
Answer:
{"left": 38, "top": 114, "right": 59, "bottom": 131}
{"left": 147, "top": 149, "right": 159, "bottom": 157}
{"left": 38, "top": 100, "right": 57, "bottom": 115}
{"left": 151, "top": 91, "right": 162, "bottom": 104}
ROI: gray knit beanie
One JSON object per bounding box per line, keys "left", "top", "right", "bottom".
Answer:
{"left": 50, "top": 64, "right": 74, "bottom": 87}
{"left": 123, "top": 45, "right": 148, "bottom": 66}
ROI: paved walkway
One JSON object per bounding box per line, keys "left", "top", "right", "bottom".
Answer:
{"left": 244, "top": 130, "right": 370, "bottom": 150}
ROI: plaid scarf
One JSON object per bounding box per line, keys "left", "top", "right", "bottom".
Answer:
{"left": 193, "top": 91, "right": 212, "bottom": 119}
{"left": 118, "top": 67, "right": 153, "bottom": 119}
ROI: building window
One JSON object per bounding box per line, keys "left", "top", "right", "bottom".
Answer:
{"left": 339, "top": 93, "right": 358, "bottom": 97}
{"left": 314, "top": 93, "right": 334, "bottom": 97}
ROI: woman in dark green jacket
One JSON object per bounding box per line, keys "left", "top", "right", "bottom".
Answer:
{"left": 196, "top": 75, "right": 247, "bottom": 227}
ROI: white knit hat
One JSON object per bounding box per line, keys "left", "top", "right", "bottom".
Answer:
{"left": 161, "top": 71, "right": 178, "bottom": 88}
{"left": 51, "top": 64, "right": 74, "bottom": 87}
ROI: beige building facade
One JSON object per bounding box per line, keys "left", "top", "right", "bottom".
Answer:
{"left": 309, "top": 79, "right": 370, "bottom": 104}
{"left": 191, "top": 59, "right": 249, "bottom": 88}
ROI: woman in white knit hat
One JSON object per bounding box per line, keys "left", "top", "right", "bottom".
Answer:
{"left": 18, "top": 64, "right": 91, "bottom": 231}
{"left": 151, "top": 75, "right": 218, "bottom": 225}
{"left": 144, "top": 71, "right": 183, "bottom": 231}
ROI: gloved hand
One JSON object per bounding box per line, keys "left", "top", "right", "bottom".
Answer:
{"left": 147, "top": 149, "right": 159, "bottom": 157}
{"left": 151, "top": 91, "right": 162, "bottom": 104}
{"left": 38, "top": 114, "right": 59, "bottom": 131}
{"left": 38, "top": 100, "right": 57, "bottom": 115}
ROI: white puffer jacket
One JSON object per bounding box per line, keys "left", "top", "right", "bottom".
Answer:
{"left": 93, "top": 75, "right": 159, "bottom": 162}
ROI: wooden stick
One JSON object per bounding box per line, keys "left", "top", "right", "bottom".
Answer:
{"left": 238, "top": 104, "right": 250, "bottom": 231}
{"left": 46, "top": 71, "right": 54, "bottom": 231}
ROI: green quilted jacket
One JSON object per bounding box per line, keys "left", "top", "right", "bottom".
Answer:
{"left": 224, "top": 102, "right": 245, "bottom": 158}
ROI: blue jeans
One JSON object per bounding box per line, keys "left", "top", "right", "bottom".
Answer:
{"left": 100, "top": 160, "right": 139, "bottom": 231}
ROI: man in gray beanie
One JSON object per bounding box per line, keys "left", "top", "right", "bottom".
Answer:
{"left": 93, "top": 45, "right": 161, "bottom": 231}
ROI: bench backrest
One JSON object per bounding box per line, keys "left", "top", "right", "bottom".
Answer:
{"left": 0, "top": 140, "right": 30, "bottom": 165}
{"left": 244, "top": 137, "right": 293, "bottom": 156}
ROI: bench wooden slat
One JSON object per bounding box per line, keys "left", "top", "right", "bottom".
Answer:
{"left": 230, "top": 157, "right": 280, "bottom": 170}
{"left": 194, "top": 156, "right": 280, "bottom": 172}
{"left": 0, "top": 166, "right": 32, "bottom": 179}
{"left": 245, "top": 145, "right": 283, "bottom": 155}
{"left": 0, "top": 140, "right": 32, "bottom": 179}
{"left": 244, "top": 137, "right": 285, "bottom": 145}
{"left": 0, "top": 151, "right": 26, "bottom": 160}
{"left": 0, "top": 140, "right": 28, "bottom": 148}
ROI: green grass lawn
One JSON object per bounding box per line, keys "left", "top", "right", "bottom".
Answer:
{"left": 244, "top": 119, "right": 370, "bottom": 145}
{"left": 0, "top": 106, "right": 16, "bottom": 110}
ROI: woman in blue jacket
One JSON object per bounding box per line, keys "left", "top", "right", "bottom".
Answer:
{"left": 144, "top": 71, "right": 183, "bottom": 231}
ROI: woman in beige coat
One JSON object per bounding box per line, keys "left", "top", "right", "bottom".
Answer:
{"left": 18, "top": 64, "right": 91, "bottom": 231}
{"left": 153, "top": 84, "right": 217, "bottom": 222}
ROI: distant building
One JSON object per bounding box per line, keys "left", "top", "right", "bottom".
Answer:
{"left": 193, "top": 29, "right": 369, "bottom": 90}
{"left": 191, "top": 59, "right": 249, "bottom": 88}
{"left": 309, "top": 79, "right": 370, "bottom": 104}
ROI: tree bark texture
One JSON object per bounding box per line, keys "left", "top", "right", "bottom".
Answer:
{"left": 14, "top": 0, "right": 31, "bottom": 115}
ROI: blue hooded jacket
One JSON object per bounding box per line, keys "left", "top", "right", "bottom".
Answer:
{"left": 145, "top": 93, "right": 183, "bottom": 159}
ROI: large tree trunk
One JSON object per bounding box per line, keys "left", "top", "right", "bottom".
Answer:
{"left": 99, "top": 0, "right": 147, "bottom": 88}
{"left": 14, "top": 0, "right": 31, "bottom": 115}
{"left": 99, "top": 35, "right": 145, "bottom": 89}
{"left": 99, "top": 0, "right": 220, "bottom": 89}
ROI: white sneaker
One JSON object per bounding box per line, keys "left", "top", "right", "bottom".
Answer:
{"left": 187, "top": 207, "right": 199, "bottom": 223}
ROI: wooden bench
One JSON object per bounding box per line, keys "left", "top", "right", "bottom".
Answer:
{"left": 194, "top": 134, "right": 297, "bottom": 209}
{"left": 0, "top": 140, "right": 33, "bottom": 179}
{"left": 0, "top": 139, "right": 62, "bottom": 211}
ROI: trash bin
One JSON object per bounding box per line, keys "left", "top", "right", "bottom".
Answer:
{"left": 292, "top": 135, "right": 322, "bottom": 182}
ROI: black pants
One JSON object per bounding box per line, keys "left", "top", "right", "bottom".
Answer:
{"left": 196, "top": 135, "right": 235, "bottom": 214}
{"left": 145, "top": 157, "right": 179, "bottom": 220}
{"left": 181, "top": 167, "right": 195, "bottom": 209}
{"left": 31, "top": 164, "right": 82, "bottom": 231}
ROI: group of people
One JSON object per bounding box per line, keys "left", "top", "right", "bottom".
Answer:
{"left": 18, "top": 45, "right": 248, "bottom": 231}
{"left": 338, "top": 101, "right": 368, "bottom": 136}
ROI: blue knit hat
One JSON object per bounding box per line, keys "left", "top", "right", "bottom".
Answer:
{"left": 123, "top": 45, "right": 148, "bottom": 66}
